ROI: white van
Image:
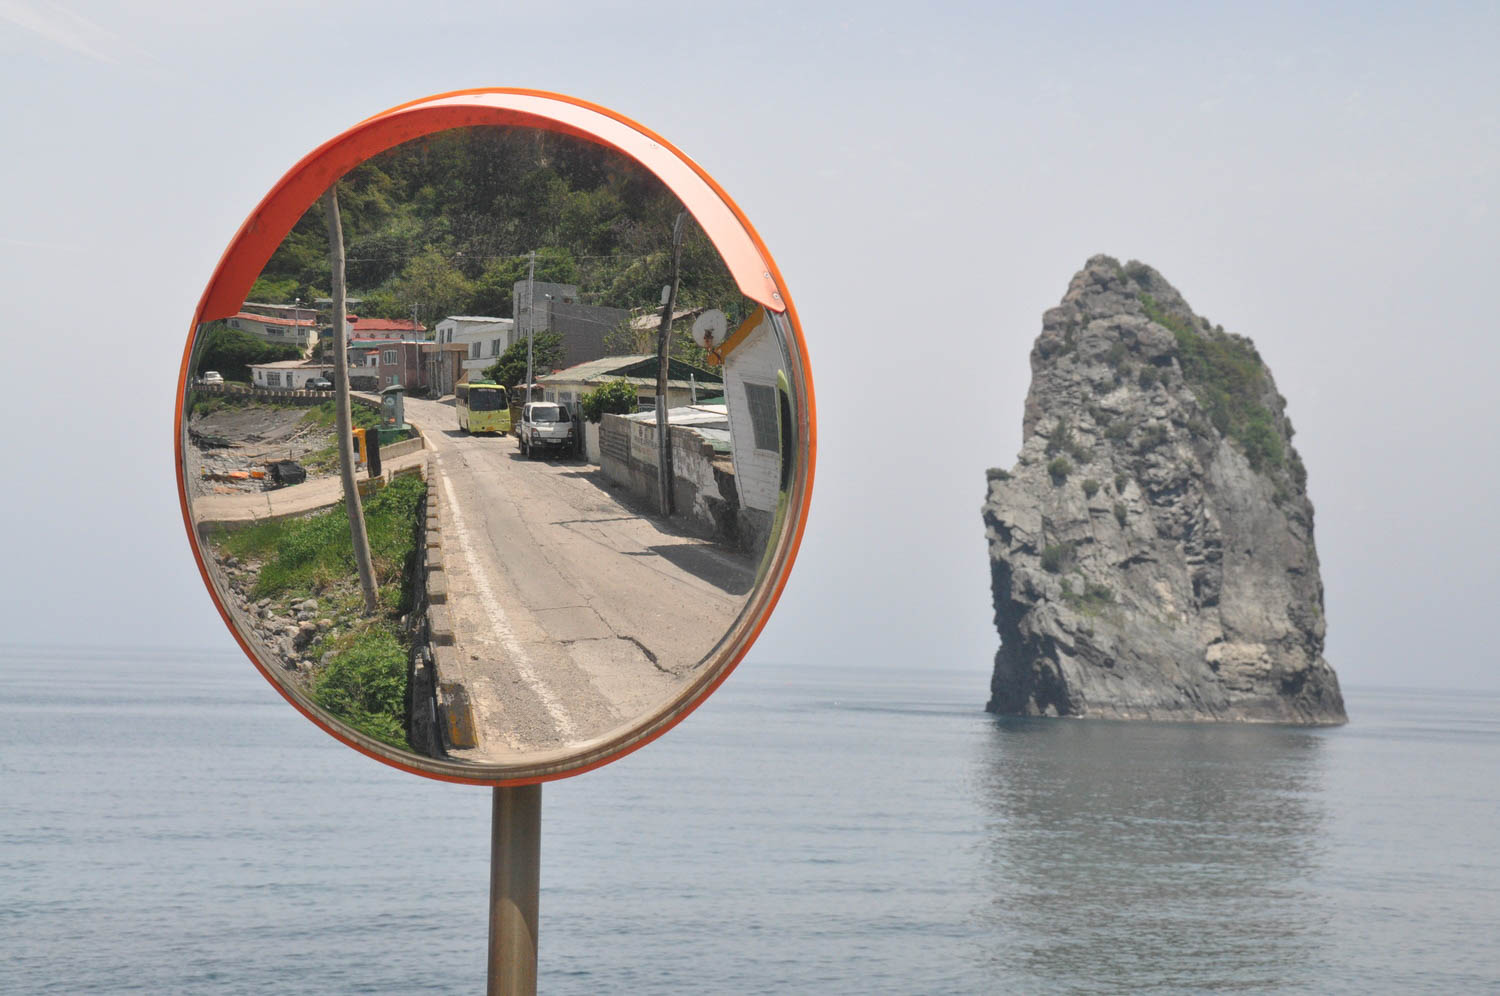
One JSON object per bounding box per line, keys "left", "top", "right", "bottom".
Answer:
{"left": 517, "top": 402, "right": 574, "bottom": 459}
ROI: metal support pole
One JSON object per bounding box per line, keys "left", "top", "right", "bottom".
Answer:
{"left": 488, "top": 784, "right": 541, "bottom": 996}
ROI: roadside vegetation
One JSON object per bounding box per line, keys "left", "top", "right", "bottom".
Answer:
{"left": 208, "top": 473, "right": 425, "bottom": 748}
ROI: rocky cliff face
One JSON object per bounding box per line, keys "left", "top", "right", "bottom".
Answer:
{"left": 982, "top": 256, "right": 1345, "bottom": 724}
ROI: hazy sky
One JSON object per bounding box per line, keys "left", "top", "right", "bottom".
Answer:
{"left": 2, "top": 1, "right": 1495, "bottom": 694}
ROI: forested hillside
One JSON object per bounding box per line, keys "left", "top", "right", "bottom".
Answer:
{"left": 251, "top": 127, "right": 751, "bottom": 334}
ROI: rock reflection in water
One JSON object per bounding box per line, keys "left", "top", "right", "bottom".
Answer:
{"left": 975, "top": 718, "right": 1331, "bottom": 992}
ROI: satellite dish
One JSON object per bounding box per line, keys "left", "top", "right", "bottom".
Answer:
{"left": 692, "top": 309, "right": 727, "bottom": 349}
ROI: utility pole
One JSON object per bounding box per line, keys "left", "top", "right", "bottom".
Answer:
{"left": 654, "top": 212, "right": 687, "bottom": 516}
{"left": 524, "top": 250, "right": 535, "bottom": 405}
{"left": 323, "top": 185, "right": 379, "bottom": 616}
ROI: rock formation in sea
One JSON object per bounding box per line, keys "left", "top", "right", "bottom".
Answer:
{"left": 982, "top": 255, "right": 1346, "bottom": 724}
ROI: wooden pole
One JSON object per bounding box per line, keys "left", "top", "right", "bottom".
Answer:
{"left": 654, "top": 212, "right": 687, "bottom": 516}
{"left": 323, "top": 186, "right": 379, "bottom": 615}
{"left": 487, "top": 784, "right": 541, "bottom": 996}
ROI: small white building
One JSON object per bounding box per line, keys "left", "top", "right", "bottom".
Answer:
{"left": 248, "top": 359, "right": 333, "bottom": 390}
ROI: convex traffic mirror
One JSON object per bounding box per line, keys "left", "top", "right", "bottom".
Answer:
{"left": 176, "top": 90, "right": 815, "bottom": 785}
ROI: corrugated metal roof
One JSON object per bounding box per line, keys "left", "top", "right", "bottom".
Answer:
{"left": 539, "top": 355, "right": 723, "bottom": 391}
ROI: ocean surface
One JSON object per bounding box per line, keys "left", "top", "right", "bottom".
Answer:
{"left": 2, "top": 647, "right": 1498, "bottom": 994}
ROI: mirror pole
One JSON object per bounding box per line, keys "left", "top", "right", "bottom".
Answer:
{"left": 488, "top": 784, "right": 541, "bottom": 995}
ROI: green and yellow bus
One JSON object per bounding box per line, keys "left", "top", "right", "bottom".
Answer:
{"left": 456, "top": 381, "right": 511, "bottom": 434}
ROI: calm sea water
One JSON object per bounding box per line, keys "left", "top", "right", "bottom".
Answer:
{"left": 2, "top": 647, "right": 1498, "bottom": 994}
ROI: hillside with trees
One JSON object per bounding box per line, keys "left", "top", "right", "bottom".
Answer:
{"left": 250, "top": 127, "right": 752, "bottom": 348}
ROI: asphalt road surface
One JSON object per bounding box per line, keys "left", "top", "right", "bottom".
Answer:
{"left": 402, "top": 394, "right": 756, "bottom": 761}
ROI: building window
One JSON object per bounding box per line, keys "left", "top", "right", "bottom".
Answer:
{"left": 386, "top": 375, "right": 395, "bottom": 385}
{"left": 266, "top": 372, "right": 281, "bottom": 387}
{"left": 744, "top": 382, "right": 779, "bottom": 452}
{"left": 229, "top": 319, "right": 239, "bottom": 328}
{"left": 382, "top": 349, "right": 397, "bottom": 364}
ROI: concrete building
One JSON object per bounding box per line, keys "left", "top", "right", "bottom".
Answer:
{"left": 348, "top": 340, "right": 427, "bottom": 392}
{"left": 513, "top": 280, "right": 579, "bottom": 343}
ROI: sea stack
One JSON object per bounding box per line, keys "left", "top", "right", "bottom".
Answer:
{"left": 982, "top": 256, "right": 1345, "bottom": 724}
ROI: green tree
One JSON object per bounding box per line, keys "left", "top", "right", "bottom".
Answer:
{"left": 469, "top": 247, "right": 579, "bottom": 318}
{"left": 483, "top": 331, "right": 564, "bottom": 387}
{"left": 580, "top": 378, "right": 639, "bottom": 422}
{"left": 394, "top": 246, "right": 473, "bottom": 329}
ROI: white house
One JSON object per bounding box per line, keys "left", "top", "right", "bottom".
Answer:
{"left": 434, "top": 316, "right": 515, "bottom": 381}
{"left": 248, "top": 359, "right": 333, "bottom": 390}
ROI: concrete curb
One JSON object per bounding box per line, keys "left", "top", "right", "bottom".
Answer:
{"left": 421, "top": 454, "right": 476, "bottom": 750}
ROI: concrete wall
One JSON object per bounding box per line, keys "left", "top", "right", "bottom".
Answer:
{"left": 599, "top": 414, "right": 742, "bottom": 543}
{"left": 583, "top": 420, "right": 601, "bottom": 464}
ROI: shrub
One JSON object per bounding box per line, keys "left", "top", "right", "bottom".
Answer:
{"left": 581, "top": 378, "right": 638, "bottom": 423}
{"left": 1047, "top": 457, "right": 1072, "bottom": 483}
{"left": 1138, "top": 365, "right": 1159, "bottom": 389}
{"left": 1138, "top": 424, "right": 1169, "bottom": 451}
{"left": 1045, "top": 421, "right": 1075, "bottom": 457}
{"left": 312, "top": 627, "right": 409, "bottom": 748}
{"left": 1105, "top": 342, "right": 1128, "bottom": 367}
{"left": 1105, "top": 419, "right": 1131, "bottom": 442}
{"left": 1041, "top": 542, "right": 1075, "bottom": 574}
{"left": 1113, "top": 502, "right": 1128, "bottom": 526}
{"left": 1140, "top": 292, "right": 1285, "bottom": 472}
{"left": 1114, "top": 472, "right": 1129, "bottom": 493}
{"left": 1082, "top": 478, "right": 1100, "bottom": 499}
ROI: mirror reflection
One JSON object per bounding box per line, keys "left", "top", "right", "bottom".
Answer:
{"left": 180, "top": 125, "right": 800, "bottom": 767}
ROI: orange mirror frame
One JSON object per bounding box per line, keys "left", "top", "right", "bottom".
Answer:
{"left": 175, "top": 89, "right": 816, "bottom": 785}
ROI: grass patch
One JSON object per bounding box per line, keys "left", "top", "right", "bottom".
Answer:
{"left": 1062, "top": 578, "right": 1115, "bottom": 615}
{"left": 1140, "top": 293, "right": 1284, "bottom": 471}
{"left": 214, "top": 473, "right": 425, "bottom": 606}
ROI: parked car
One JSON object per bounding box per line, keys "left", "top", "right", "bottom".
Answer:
{"left": 517, "top": 402, "right": 574, "bottom": 459}
{"left": 306, "top": 376, "right": 333, "bottom": 390}
{"left": 200, "top": 370, "right": 224, "bottom": 385}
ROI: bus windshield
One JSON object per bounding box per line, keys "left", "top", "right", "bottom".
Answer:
{"left": 470, "top": 388, "right": 506, "bottom": 411}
